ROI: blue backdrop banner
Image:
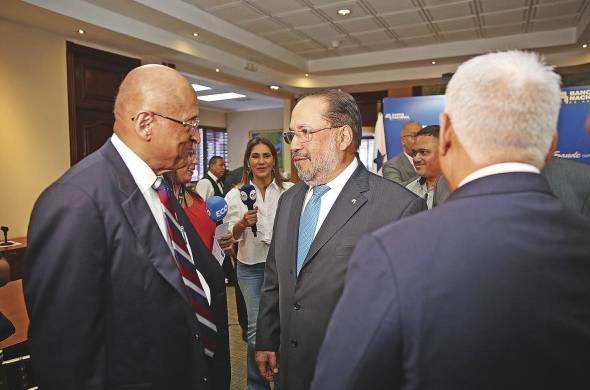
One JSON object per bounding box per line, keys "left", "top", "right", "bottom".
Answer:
{"left": 383, "top": 88, "right": 590, "bottom": 164}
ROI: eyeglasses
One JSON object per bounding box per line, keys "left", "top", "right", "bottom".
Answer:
{"left": 402, "top": 134, "right": 418, "bottom": 139}
{"left": 283, "top": 126, "right": 338, "bottom": 144}
{"left": 132, "top": 112, "right": 200, "bottom": 135}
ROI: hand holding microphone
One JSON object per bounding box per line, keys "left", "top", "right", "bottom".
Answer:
{"left": 239, "top": 183, "right": 258, "bottom": 237}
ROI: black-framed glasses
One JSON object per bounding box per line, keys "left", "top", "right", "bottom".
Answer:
{"left": 283, "top": 126, "right": 338, "bottom": 144}
{"left": 132, "top": 112, "right": 200, "bottom": 135}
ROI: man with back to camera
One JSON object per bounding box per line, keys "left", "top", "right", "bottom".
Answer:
{"left": 24, "top": 64, "right": 230, "bottom": 389}
{"left": 312, "top": 51, "right": 590, "bottom": 389}
{"left": 405, "top": 125, "right": 450, "bottom": 209}
{"left": 382, "top": 120, "right": 421, "bottom": 184}
{"left": 196, "top": 156, "right": 226, "bottom": 199}
{"left": 255, "top": 89, "right": 426, "bottom": 390}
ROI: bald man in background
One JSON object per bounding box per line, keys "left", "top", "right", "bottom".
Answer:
{"left": 24, "top": 65, "right": 230, "bottom": 389}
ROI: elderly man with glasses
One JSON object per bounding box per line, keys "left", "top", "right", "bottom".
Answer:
{"left": 255, "top": 89, "right": 425, "bottom": 390}
{"left": 24, "top": 64, "right": 230, "bottom": 390}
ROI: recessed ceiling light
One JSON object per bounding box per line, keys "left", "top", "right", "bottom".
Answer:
{"left": 583, "top": 44, "right": 588, "bottom": 48}
{"left": 431, "top": 61, "right": 437, "bottom": 65}
{"left": 215, "top": 68, "right": 220, "bottom": 73}
{"left": 78, "top": 29, "right": 85, "bottom": 34}
{"left": 305, "top": 73, "right": 309, "bottom": 77}
{"left": 198, "top": 92, "right": 246, "bottom": 102}
{"left": 192, "top": 84, "right": 211, "bottom": 92}
{"left": 193, "top": 32, "right": 199, "bottom": 37}
{"left": 270, "top": 85, "right": 280, "bottom": 91}
{"left": 337, "top": 9, "right": 351, "bottom": 16}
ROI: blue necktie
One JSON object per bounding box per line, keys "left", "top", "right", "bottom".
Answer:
{"left": 297, "top": 184, "right": 330, "bottom": 275}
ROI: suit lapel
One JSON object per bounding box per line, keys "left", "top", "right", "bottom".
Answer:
{"left": 300, "top": 165, "right": 369, "bottom": 272}
{"left": 101, "top": 141, "right": 190, "bottom": 305}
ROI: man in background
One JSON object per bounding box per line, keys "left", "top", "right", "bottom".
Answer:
{"left": 405, "top": 125, "right": 449, "bottom": 209}
{"left": 255, "top": 90, "right": 424, "bottom": 390}
{"left": 197, "top": 156, "right": 226, "bottom": 199}
{"left": 382, "top": 120, "right": 421, "bottom": 184}
{"left": 312, "top": 51, "right": 590, "bottom": 389}
{"left": 25, "top": 64, "right": 230, "bottom": 389}
{"left": 543, "top": 156, "right": 590, "bottom": 217}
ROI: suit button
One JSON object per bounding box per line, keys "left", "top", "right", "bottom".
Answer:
{"left": 195, "top": 334, "right": 200, "bottom": 341}
{"left": 203, "top": 377, "right": 208, "bottom": 383}
{"left": 290, "top": 340, "right": 298, "bottom": 348}
{"left": 293, "top": 303, "right": 301, "bottom": 310}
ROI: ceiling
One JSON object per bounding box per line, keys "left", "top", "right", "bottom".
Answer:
{"left": 2, "top": 0, "right": 590, "bottom": 102}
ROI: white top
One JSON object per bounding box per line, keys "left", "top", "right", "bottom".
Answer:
{"left": 302, "top": 159, "right": 359, "bottom": 238}
{"left": 225, "top": 180, "right": 294, "bottom": 264}
{"left": 195, "top": 171, "right": 223, "bottom": 200}
{"left": 404, "top": 151, "right": 416, "bottom": 168}
{"left": 458, "top": 162, "right": 540, "bottom": 188}
{"left": 110, "top": 134, "right": 210, "bottom": 303}
{"left": 406, "top": 177, "right": 434, "bottom": 209}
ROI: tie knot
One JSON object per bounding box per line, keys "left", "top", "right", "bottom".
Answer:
{"left": 153, "top": 176, "right": 168, "bottom": 193}
{"left": 312, "top": 184, "right": 330, "bottom": 198}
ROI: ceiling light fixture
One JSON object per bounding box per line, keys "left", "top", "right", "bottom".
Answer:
{"left": 270, "top": 85, "right": 280, "bottom": 91}
{"left": 215, "top": 68, "right": 220, "bottom": 72}
{"left": 78, "top": 29, "right": 85, "bottom": 34}
{"left": 192, "top": 84, "right": 211, "bottom": 92}
{"left": 337, "top": 9, "right": 351, "bottom": 16}
{"left": 305, "top": 73, "right": 309, "bottom": 77}
{"left": 431, "top": 61, "right": 437, "bottom": 65}
{"left": 193, "top": 32, "right": 199, "bottom": 37}
{"left": 198, "top": 92, "right": 246, "bottom": 102}
{"left": 583, "top": 44, "right": 588, "bottom": 48}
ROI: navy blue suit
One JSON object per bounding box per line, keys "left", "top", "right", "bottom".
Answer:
{"left": 25, "top": 140, "right": 230, "bottom": 390}
{"left": 312, "top": 172, "right": 590, "bottom": 390}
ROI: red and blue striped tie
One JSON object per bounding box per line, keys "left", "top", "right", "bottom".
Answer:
{"left": 154, "top": 177, "right": 217, "bottom": 358}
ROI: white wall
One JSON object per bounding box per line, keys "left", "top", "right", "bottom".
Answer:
{"left": 226, "top": 108, "right": 285, "bottom": 170}
{"left": 200, "top": 107, "right": 226, "bottom": 128}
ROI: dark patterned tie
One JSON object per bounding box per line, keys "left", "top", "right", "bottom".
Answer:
{"left": 153, "top": 177, "right": 217, "bottom": 358}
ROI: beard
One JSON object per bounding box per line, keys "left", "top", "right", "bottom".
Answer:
{"left": 294, "top": 135, "right": 339, "bottom": 186}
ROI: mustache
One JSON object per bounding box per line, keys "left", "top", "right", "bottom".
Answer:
{"left": 292, "top": 151, "right": 309, "bottom": 159}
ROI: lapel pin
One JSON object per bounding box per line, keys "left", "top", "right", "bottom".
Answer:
{"left": 351, "top": 198, "right": 357, "bottom": 204}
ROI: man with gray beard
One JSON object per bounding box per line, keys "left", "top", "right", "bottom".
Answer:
{"left": 255, "top": 90, "right": 425, "bottom": 390}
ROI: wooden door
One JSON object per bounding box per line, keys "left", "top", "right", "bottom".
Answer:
{"left": 66, "top": 42, "right": 140, "bottom": 165}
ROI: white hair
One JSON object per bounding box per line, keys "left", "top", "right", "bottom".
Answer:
{"left": 445, "top": 50, "right": 561, "bottom": 168}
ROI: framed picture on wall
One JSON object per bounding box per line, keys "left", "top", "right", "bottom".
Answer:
{"left": 249, "top": 129, "right": 285, "bottom": 172}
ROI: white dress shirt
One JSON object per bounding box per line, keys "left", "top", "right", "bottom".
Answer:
{"left": 195, "top": 171, "right": 223, "bottom": 200}
{"left": 458, "top": 162, "right": 541, "bottom": 188}
{"left": 404, "top": 151, "right": 416, "bottom": 168}
{"left": 225, "top": 180, "right": 293, "bottom": 265}
{"left": 302, "top": 158, "right": 359, "bottom": 238}
{"left": 111, "top": 134, "right": 211, "bottom": 303}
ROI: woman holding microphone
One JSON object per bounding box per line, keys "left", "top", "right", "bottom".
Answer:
{"left": 224, "top": 138, "right": 292, "bottom": 390}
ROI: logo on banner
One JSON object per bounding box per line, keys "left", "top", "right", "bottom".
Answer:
{"left": 560, "top": 89, "right": 590, "bottom": 105}
{"left": 384, "top": 112, "right": 411, "bottom": 121}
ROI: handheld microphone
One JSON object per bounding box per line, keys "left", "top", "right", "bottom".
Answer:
{"left": 239, "top": 183, "right": 257, "bottom": 236}
{"left": 206, "top": 196, "right": 230, "bottom": 239}
{"left": 206, "top": 196, "right": 228, "bottom": 224}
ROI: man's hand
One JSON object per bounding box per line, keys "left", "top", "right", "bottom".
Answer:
{"left": 255, "top": 350, "right": 278, "bottom": 382}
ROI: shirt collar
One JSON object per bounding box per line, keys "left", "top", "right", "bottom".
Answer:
{"left": 111, "top": 133, "right": 158, "bottom": 192}
{"left": 404, "top": 152, "right": 415, "bottom": 168}
{"left": 207, "top": 171, "right": 220, "bottom": 181}
{"left": 458, "top": 162, "right": 541, "bottom": 188}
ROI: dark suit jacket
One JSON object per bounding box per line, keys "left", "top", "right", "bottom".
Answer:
{"left": 256, "top": 163, "right": 425, "bottom": 390}
{"left": 312, "top": 172, "right": 590, "bottom": 390}
{"left": 382, "top": 152, "right": 417, "bottom": 184}
{"left": 24, "top": 140, "right": 230, "bottom": 390}
{"left": 543, "top": 157, "right": 590, "bottom": 217}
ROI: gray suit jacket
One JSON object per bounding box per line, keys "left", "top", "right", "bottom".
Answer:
{"left": 405, "top": 176, "right": 451, "bottom": 208}
{"left": 256, "top": 163, "right": 425, "bottom": 390}
{"left": 382, "top": 152, "right": 417, "bottom": 184}
{"left": 542, "top": 157, "right": 590, "bottom": 218}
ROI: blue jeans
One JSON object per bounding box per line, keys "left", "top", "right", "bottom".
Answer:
{"left": 237, "top": 262, "right": 271, "bottom": 390}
